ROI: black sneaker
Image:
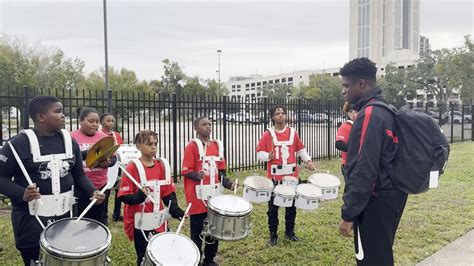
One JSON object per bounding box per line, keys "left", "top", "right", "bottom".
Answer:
{"left": 285, "top": 232, "right": 300, "bottom": 241}
{"left": 268, "top": 233, "right": 278, "bottom": 246}
{"left": 202, "top": 261, "right": 219, "bottom": 266}
{"left": 113, "top": 216, "right": 123, "bottom": 222}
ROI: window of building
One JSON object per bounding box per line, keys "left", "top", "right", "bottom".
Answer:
{"left": 416, "top": 102, "right": 423, "bottom": 108}
{"left": 332, "top": 73, "right": 339, "bottom": 77}
{"left": 251, "top": 83, "right": 255, "bottom": 87}
{"left": 282, "top": 78, "right": 286, "bottom": 82}
{"left": 232, "top": 85, "right": 235, "bottom": 89}
{"left": 275, "top": 79, "right": 280, "bottom": 83}
{"left": 269, "top": 80, "right": 273, "bottom": 84}
{"left": 246, "top": 83, "right": 249, "bottom": 87}
{"left": 237, "top": 85, "right": 241, "bottom": 88}
{"left": 257, "top": 82, "right": 261, "bottom": 86}
{"left": 288, "top": 77, "right": 293, "bottom": 82}
{"left": 398, "top": 66, "right": 404, "bottom": 69}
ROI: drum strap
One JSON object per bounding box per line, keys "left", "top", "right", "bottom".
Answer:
{"left": 267, "top": 127, "right": 295, "bottom": 165}
{"left": 22, "top": 129, "right": 74, "bottom": 217}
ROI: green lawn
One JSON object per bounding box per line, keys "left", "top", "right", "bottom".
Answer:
{"left": 1, "top": 142, "right": 473, "bottom": 265}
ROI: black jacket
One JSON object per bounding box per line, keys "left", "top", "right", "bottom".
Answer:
{"left": 341, "top": 88, "right": 399, "bottom": 222}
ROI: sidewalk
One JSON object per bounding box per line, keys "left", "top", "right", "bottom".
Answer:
{"left": 417, "top": 229, "right": 474, "bottom": 266}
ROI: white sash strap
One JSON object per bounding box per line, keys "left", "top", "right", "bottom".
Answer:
{"left": 270, "top": 163, "right": 297, "bottom": 176}
{"left": 195, "top": 183, "right": 223, "bottom": 201}
{"left": 21, "top": 129, "right": 73, "bottom": 162}
{"left": 28, "top": 190, "right": 74, "bottom": 217}
{"left": 134, "top": 209, "right": 170, "bottom": 230}
{"left": 267, "top": 127, "right": 295, "bottom": 146}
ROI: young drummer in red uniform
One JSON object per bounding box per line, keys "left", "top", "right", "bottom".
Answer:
{"left": 256, "top": 105, "right": 314, "bottom": 246}
{"left": 118, "top": 130, "right": 184, "bottom": 266}
{"left": 335, "top": 102, "right": 358, "bottom": 176}
{"left": 181, "top": 117, "right": 236, "bottom": 266}
{"left": 100, "top": 113, "right": 125, "bottom": 222}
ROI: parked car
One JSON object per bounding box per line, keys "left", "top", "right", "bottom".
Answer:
{"left": 311, "top": 113, "right": 329, "bottom": 123}
{"left": 446, "top": 111, "right": 472, "bottom": 124}
{"left": 2, "top": 124, "right": 8, "bottom": 141}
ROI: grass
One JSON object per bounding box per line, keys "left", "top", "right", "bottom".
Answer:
{"left": 0, "top": 142, "right": 473, "bottom": 265}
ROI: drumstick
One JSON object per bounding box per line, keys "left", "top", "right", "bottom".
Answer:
{"left": 75, "top": 185, "right": 109, "bottom": 224}
{"left": 234, "top": 179, "right": 238, "bottom": 194}
{"left": 175, "top": 203, "right": 192, "bottom": 236}
{"left": 118, "top": 164, "right": 156, "bottom": 204}
{"left": 8, "top": 142, "right": 43, "bottom": 206}
{"left": 314, "top": 167, "right": 330, "bottom": 173}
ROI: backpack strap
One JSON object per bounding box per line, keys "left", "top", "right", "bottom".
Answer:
{"left": 364, "top": 101, "right": 397, "bottom": 115}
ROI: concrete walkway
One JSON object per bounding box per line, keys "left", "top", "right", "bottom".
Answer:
{"left": 417, "top": 229, "right": 474, "bottom": 266}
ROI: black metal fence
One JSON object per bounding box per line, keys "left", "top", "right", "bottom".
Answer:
{"left": 1, "top": 86, "right": 473, "bottom": 179}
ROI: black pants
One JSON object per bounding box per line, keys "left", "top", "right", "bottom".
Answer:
{"left": 354, "top": 190, "right": 408, "bottom": 266}
{"left": 267, "top": 195, "right": 297, "bottom": 235}
{"left": 190, "top": 213, "right": 218, "bottom": 264}
{"left": 112, "top": 188, "right": 122, "bottom": 219}
{"left": 133, "top": 228, "right": 159, "bottom": 266}
{"left": 18, "top": 247, "right": 39, "bottom": 266}
{"left": 76, "top": 186, "right": 111, "bottom": 225}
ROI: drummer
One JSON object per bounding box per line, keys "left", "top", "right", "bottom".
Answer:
{"left": 335, "top": 102, "right": 358, "bottom": 176}
{"left": 256, "top": 105, "right": 314, "bottom": 246}
{"left": 0, "top": 96, "right": 105, "bottom": 265}
{"left": 181, "top": 117, "right": 237, "bottom": 266}
{"left": 100, "top": 113, "right": 125, "bottom": 222}
{"left": 71, "top": 107, "right": 115, "bottom": 225}
{"left": 117, "top": 130, "right": 185, "bottom": 266}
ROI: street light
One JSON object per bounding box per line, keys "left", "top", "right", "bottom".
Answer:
{"left": 217, "top": 49, "right": 222, "bottom": 88}
{"left": 103, "top": 0, "right": 112, "bottom": 112}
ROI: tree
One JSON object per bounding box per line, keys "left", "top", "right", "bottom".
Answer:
{"left": 259, "top": 83, "right": 292, "bottom": 98}
{"left": 206, "top": 79, "right": 229, "bottom": 97}
{"left": 380, "top": 63, "right": 417, "bottom": 104}
{"left": 161, "top": 59, "right": 186, "bottom": 95}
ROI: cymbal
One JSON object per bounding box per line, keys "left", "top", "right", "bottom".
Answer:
{"left": 86, "top": 136, "right": 120, "bottom": 168}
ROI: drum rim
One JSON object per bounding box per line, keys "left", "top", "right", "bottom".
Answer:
{"left": 208, "top": 195, "right": 253, "bottom": 216}
{"left": 243, "top": 176, "right": 274, "bottom": 189}
{"left": 40, "top": 217, "right": 111, "bottom": 259}
{"left": 273, "top": 185, "right": 296, "bottom": 196}
{"left": 296, "top": 184, "right": 322, "bottom": 198}
{"left": 146, "top": 232, "right": 200, "bottom": 264}
{"left": 308, "top": 173, "right": 341, "bottom": 187}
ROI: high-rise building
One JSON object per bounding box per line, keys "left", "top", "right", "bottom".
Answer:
{"left": 419, "top": 35, "right": 431, "bottom": 56}
{"left": 349, "top": 0, "right": 420, "bottom": 67}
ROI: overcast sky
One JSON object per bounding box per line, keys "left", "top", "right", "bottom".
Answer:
{"left": 0, "top": 0, "right": 472, "bottom": 81}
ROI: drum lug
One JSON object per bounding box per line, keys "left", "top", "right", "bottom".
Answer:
{"left": 33, "top": 259, "right": 44, "bottom": 266}
{"left": 105, "top": 255, "right": 112, "bottom": 265}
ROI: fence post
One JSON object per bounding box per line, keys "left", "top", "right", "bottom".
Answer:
{"left": 107, "top": 89, "right": 113, "bottom": 114}
{"left": 22, "top": 85, "right": 30, "bottom": 130}
{"left": 223, "top": 95, "right": 228, "bottom": 160}
{"left": 263, "top": 97, "right": 268, "bottom": 127}
{"left": 450, "top": 103, "right": 454, "bottom": 144}
{"left": 327, "top": 101, "right": 332, "bottom": 160}
{"left": 471, "top": 102, "right": 474, "bottom": 141}
{"left": 461, "top": 105, "right": 464, "bottom": 141}
{"left": 172, "top": 93, "right": 178, "bottom": 182}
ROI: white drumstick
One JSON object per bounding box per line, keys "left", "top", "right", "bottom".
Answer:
{"left": 8, "top": 142, "right": 43, "bottom": 206}
{"left": 118, "top": 164, "right": 156, "bottom": 204}
{"left": 176, "top": 203, "right": 192, "bottom": 236}
{"left": 314, "top": 167, "right": 330, "bottom": 174}
{"left": 234, "top": 179, "right": 238, "bottom": 194}
{"left": 75, "top": 186, "right": 108, "bottom": 224}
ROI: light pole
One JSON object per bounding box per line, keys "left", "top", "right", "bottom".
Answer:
{"left": 103, "top": 0, "right": 112, "bottom": 112}
{"left": 217, "top": 49, "right": 222, "bottom": 88}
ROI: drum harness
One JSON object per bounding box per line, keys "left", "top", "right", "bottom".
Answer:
{"left": 267, "top": 127, "right": 311, "bottom": 183}
{"left": 17, "top": 129, "right": 76, "bottom": 228}
{"left": 192, "top": 138, "right": 224, "bottom": 245}
{"left": 130, "top": 158, "right": 172, "bottom": 242}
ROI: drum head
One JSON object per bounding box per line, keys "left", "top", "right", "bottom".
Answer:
{"left": 208, "top": 195, "right": 253, "bottom": 216}
{"left": 41, "top": 218, "right": 111, "bottom": 259}
{"left": 147, "top": 232, "right": 200, "bottom": 265}
{"left": 274, "top": 185, "right": 295, "bottom": 196}
{"left": 283, "top": 176, "right": 298, "bottom": 182}
{"left": 308, "top": 173, "right": 341, "bottom": 187}
{"left": 297, "top": 184, "right": 322, "bottom": 198}
{"left": 243, "top": 176, "right": 273, "bottom": 189}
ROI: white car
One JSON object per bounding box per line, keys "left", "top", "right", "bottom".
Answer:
{"left": 446, "top": 111, "right": 472, "bottom": 124}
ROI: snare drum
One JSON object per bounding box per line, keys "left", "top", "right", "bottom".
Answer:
{"left": 243, "top": 176, "right": 274, "bottom": 203}
{"left": 117, "top": 144, "right": 141, "bottom": 164}
{"left": 308, "top": 173, "right": 341, "bottom": 200}
{"left": 294, "top": 184, "right": 322, "bottom": 210}
{"left": 142, "top": 232, "right": 200, "bottom": 266}
{"left": 273, "top": 185, "right": 295, "bottom": 207}
{"left": 205, "top": 195, "right": 253, "bottom": 241}
{"left": 282, "top": 176, "right": 299, "bottom": 190}
{"left": 39, "top": 218, "right": 111, "bottom": 265}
